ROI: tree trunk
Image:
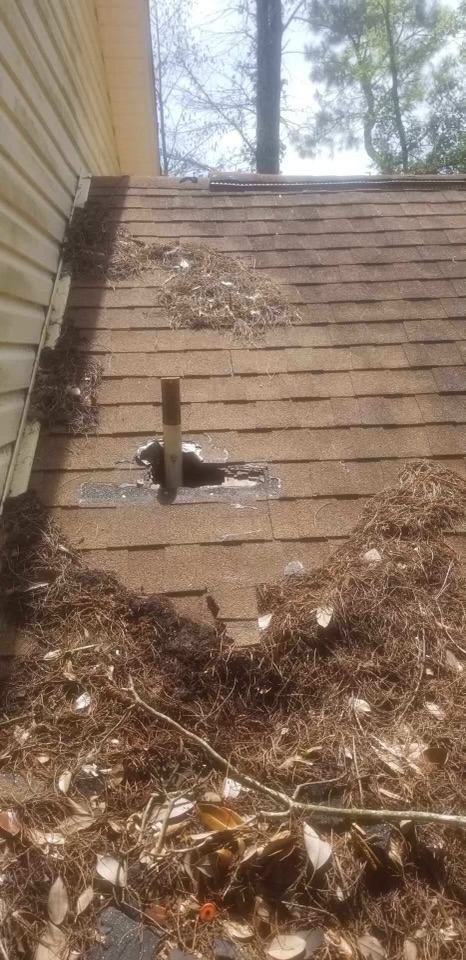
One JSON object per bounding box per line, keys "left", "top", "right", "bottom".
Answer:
{"left": 256, "top": 0, "right": 283, "bottom": 174}
{"left": 383, "top": 0, "right": 409, "bottom": 173}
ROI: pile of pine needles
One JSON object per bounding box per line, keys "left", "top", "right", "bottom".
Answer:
{"left": 0, "top": 462, "right": 465, "bottom": 959}
{"left": 65, "top": 202, "right": 298, "bottom": 340}
{"left": 28, "top": 325, "right": 101, "bottom": 435}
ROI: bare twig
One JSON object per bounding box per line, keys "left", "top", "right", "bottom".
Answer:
{"left": 154, "top": 796, "right": 177, "bottom": 856}
{"left": 128, "top": 679, "right": 466, "bottom": 830}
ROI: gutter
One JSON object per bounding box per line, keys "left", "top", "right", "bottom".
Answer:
{"left": 0, "top": 174, "right": 91, "bottom": 510}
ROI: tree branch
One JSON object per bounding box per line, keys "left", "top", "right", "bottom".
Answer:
{"left": 128, "top": 680, "right": 466, "bottom": 830}
{"left": 181, "top": 60, "right": 255, "bottom": 155}
{"left": 380, "top": 0, "right": 409, "bottom": 172}
{"left": 282, "top": 0, "right": 307, "bottom": 34}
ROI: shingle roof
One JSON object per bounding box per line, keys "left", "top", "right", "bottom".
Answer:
{"left": 32, "top": 174, "right": 466, "bottom": 641}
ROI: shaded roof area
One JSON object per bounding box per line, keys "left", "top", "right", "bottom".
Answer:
{"left": 31, "top": 174, "right": 466, "bottom": 642}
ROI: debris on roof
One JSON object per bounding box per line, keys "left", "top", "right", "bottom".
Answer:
{"left": 65, "top": 203, "right": 299, "bottom": 340}
{"left": 29, "top": 323, "right": 101, "bottom": 435}
{"left": 1, "top": 461, "right": 465, "bottom": 958}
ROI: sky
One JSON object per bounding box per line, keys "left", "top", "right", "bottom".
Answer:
{"left": 187, "top": 0, "right": 461, "bottom": 177}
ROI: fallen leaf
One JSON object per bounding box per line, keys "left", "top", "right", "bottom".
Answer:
{"left": 354, "top": 698, "right": 372, "bottom": 715}
{"left": 223, "top": 920, "right": 254, "bottom": 942}
{"left": 60, "top": 812, "right": 94, "bottom": 836}
{"left": 196, "top": 854, "right": 217, "bottom": 879}
{"left": 267, "top": 933, "right": 306, "bottom": 960}
{"left": 257, "top": 830, "right": 293, "bottom": 861}
{"left": 152, "top": 797, "right": 193, "bottom": 824}
{"left": 73, "top": 692, "right": 91, "bottom": 712}
{"left": 258, "top": 613, "right": 272, "bottom": 631}
{"left": 328, "top": 934, "right": 353, "bottom": 958}
{"left": 0, "top": 809, "right": 21, "bottom": 836}
{"left": 58, "top": 772, "right": 72, "bottom": 795}
{"left": 357, "top": 934, "right": 386, "bottom": 960}
{"left": 95, "top": 854, "right": 126, "bottom": 887}
{"left": 196, "top": 802, "right": 244, "bottom": 831}
{"left": 400, "top": 820, "right": 413, "bottom": 834}
{"left": 75, "top": 886, "right": 94, "bottom": 916}
{"left": 425, "top": 702, "right": 445, "bottom": 720}
{"left": 295, "top": 929, "right": 325, "bottom": 958}
{"left": 67, "top": 797, "right": 93, "bottom": 816}
{"left": 445, "top": 649, "right": 463, "bottom": 673}
{"left": 35, "top": 922, "right": 68, "bottom": 960}
{"left": 316, "top": 606, "right": 333, "bottom": 629}
{"left": 48, "top": 876, "right": 69, "bottom": 925}
{"left": 29, "top": 829, "right": 66, "bottom": 846}
{"left": 403, "top": 941, "right": 417, "bottom": 960}
{"left": 303, "top": 823, "right": 332, "bottom": 873}
{"left": 254, "top": 896, "right": 273, "bottom": 926}
{"left": 183, "top": 849, "right": 196, "bottom": 883}
{"left": 388, "top": 838, "right": 405, "bottom": 870}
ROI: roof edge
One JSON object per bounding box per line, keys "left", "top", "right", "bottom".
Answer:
{"left": 209, "top": 173, "right": 466, "bottom": 192}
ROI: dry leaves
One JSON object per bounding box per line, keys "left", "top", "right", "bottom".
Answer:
{"left": 96, "top": 854, "right": 126, "bottom": 886}
{"left": 267, "top": 933, "right": 306, "bottom": 960}
{"left": 223, "top": 920, "right": 254, "bottom": 941}
{"left": 303, "top": 824, "right": 332, "bottom": 873}
{"left": 57, "top": 771, "right": 72, "bottom": 795}
{"left": 357, "top": 934, "right": 386, "bottom": 960}
{"left": 75, "top": 886, "right": 94, "bottom": 917}
{"left": 47, "top": 877, "right": 68, "bottom": 925}
{"left": 35, "top": 923, "right": 68, "bottom": 960}
{"left": 445, "top": 649, "right": 463, "bottom": 672}
{"left": 0, "top": 809, "right": 21, "bottom": 836}
{"left": 196, "top": 803, "right": 244, "bottom": 831}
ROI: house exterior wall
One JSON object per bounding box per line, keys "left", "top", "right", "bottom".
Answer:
{"left": 0, "top": 0, "right": 158, "bottom": 505}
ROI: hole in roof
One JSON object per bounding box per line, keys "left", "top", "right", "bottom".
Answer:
{"left": 135, "top": 438, "right": 266, "bottom": 490}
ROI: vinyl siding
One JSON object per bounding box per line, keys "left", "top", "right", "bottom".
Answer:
{"left": 0, "top": 0, "right": 120, "bottom": 502}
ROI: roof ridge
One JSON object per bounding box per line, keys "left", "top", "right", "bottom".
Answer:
{"left": 209, "top": 174, "right": 466, "bottom": 193}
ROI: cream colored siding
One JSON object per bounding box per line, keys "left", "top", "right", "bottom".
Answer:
{"left": 0, "top": 0, "right": 120, "bottom": 502}
{"left": 96, "top": 0, "right": 159, "bottom": 176}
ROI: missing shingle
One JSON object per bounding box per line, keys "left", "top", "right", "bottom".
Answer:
{"left": 79, "top": 467, "right": 279, "bottom": 506}
{"left": 135, "top": 438, "right": 268, "bottom": 490}
{"left": 79, "top": 439, "right": 280, "bottom": 505}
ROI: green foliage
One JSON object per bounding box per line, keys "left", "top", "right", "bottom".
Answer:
{"left": 296, "top": 0, "right": 466, "bottom": 173}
